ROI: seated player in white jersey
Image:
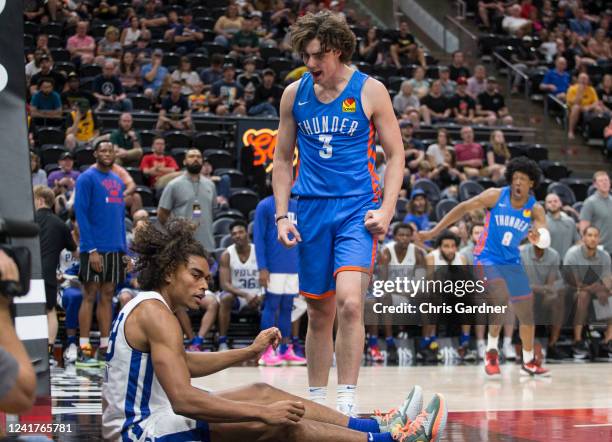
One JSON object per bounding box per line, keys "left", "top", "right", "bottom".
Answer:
{"left": 217, "top": 220, "right": 261, "bottom": 351}
{"left": 419, "top": 157, "right": 551, "bottom": 377}
{"left": 102, "top": 218, "right": 448, "bottom": 442}
{"left": 368, "top": 223, "right": 426, "bottom": 363}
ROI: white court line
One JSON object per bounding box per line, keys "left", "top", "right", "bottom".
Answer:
{"left": 573, "top": 423, "right": 612, "bottom": 428}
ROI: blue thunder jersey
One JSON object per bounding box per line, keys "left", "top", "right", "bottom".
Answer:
{"left": 474, "top": 186, "right": 536, "bottom": 264}
{"left": 253, "top": 196, "right": 298, "bottom": 274}
{"left": 291, "top": 70, "right": 381, "bottom": 201}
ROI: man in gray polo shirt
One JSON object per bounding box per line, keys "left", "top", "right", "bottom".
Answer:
{"left": 520, "top": 243, "right": 568, "bottom": 360}
{"left": 563, "top": 226, "right": 612, "bottom": 360}
{"left": 158, "top": 148, "right": 216, "bottom": 252}
{"left": 545, "top": 193, "right": 580, "bottom": 259}
{"left": 580, "top": 171, "right": 612, "bottom": 256}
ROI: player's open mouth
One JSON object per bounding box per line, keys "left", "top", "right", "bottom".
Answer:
{"left": 311, "top": 70, "right": 322, "bottom": 79}
{"left": 193, "top": 293, "right": 203, "bottom": 301}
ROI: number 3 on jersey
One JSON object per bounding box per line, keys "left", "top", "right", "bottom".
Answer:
{"left": 502, "top": 231, "right": 513, "bottom": 246}
{"left": 319, "top": 134, "right": 333, "bottom": 158}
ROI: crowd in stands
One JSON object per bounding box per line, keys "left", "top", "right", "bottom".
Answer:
{"left": 470, "top": 0, "right": 612, "bottom": 148}
{"left": 24, "top": 1, "right": 611, "bottom": 369}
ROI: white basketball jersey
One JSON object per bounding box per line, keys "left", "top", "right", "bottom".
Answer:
{"left": 430, "top": 248, "right": 464, "bottom": 266}
{"left": 102, "top": 292, "right": 175, "bottom": 441}
{"left": 228, "top": 243, "right": 260, "bottom": 294}
{"left": 385, "top": 242, "right": 418, "bottom": 280}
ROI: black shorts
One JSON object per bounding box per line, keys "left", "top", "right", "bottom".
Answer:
{"left": 79, "top": 252, "right": 126, "bottom": 285}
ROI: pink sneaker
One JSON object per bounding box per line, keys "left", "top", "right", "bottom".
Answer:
{"left": 280, "top": 344, "right": 307, "bottom": 366}
{"left": 258, "top": 346, "right": 283, "bottom": 366}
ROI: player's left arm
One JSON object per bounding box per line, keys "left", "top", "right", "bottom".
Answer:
{"left": 363, "top": 78, "right": 405, "bottom": 235}
{"left": 186, "top": 328, "right": 281, "bottom": 377}
{"left": 528, "top": 203, "right": 548, "bottom": 246}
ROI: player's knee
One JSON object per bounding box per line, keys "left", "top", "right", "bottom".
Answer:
{"left": 337, "top": 297, "right": 362, "bottom": 323}
{"left": 251, "top": 382, "right": 274, "bottom": 399}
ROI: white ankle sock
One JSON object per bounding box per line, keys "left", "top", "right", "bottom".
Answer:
{"left": 503, "top": 337, "right": 512, "bottom": 346}
{"left": 336, "top": 384, "right": 356, "bottom": 409}
{"left": 308, "top": 387, "right": 327, "bottom": 405}
{"left": 100, "top": 337, "right": 109, "bottom": 348}
{"left": 487, "top": 334, "right": 499, "bottom": 351}
{"left": 79, "top": 338, "right": 90, "bottom": 347}
{"left": 523, "top": 350, "right": 534, "bottom": 363}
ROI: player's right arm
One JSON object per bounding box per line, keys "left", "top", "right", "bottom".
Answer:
{"left": 219, "top": 251, "right": 252, "bottom": 300}
{"left": 272, "top": 81, "right": 301, "bottom": 247}
{"left": 417, "top": 187, "right": 501, "bottom": 243}
{"left": 139, "top": 301, "right": 303, "bottom": 424}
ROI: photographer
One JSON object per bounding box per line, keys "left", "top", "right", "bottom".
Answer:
{"left": 0, "top": 250, "right": 36, "bottom": 414}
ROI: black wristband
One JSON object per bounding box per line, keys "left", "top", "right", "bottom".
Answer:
{"left": 275, "top": 215, "right": 289, "bottom": 224}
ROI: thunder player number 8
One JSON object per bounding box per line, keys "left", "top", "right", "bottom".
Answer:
{"left": 501, "top": 231, "right": 513, "bottom": 246}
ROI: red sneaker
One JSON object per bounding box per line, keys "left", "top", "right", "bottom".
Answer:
{"left": 369, "top": 344, "right": 384, "bottom": 363}
{"left": 521, "top": 359, "right": 551, "bottom": 377}
{"left": 485, "top": 349, "right": 501, "bottom": 378}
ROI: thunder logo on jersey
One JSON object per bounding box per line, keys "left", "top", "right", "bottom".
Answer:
{"left": 296, "top": 115, "right": 360, "bottom": 137}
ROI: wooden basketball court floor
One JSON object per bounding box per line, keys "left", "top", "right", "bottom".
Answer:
{"left": 48, "top": 362, "right": 612, "bottom": 441}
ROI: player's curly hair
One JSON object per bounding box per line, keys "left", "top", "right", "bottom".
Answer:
{"left": 504, "top": 156, "right": 541, "bottom": 188}
{"left": 130, "top": 218, "right": 207, "bottom": 291}
{"left": 291, "top": 11, "right": 356, "bottom": 63}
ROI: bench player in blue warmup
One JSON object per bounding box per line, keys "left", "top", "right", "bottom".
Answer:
{"left": 272, "top": 11, "right": 405, "bottom": 415}
{"left": 102, "top": 219, "right": 448, "bottom": 442}
{"left": 419, "top": 157, "right": 551, "bottom": 377}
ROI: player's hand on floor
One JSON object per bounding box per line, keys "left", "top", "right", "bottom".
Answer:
{"left": 277, "top": 218, "right": 301, "bottom": 248}
{"left": 261, "top": 400, "right": 305, "bottom": 425}
{"left": 364, "top": 209, "right": 391, "bottom": 236}
{"left": 250, "top": 327, "right": 282, "bottom": 357}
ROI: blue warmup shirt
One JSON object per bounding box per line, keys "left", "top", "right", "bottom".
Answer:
{"left": 74, "top": 167, "right": 127, "bottom": 253}
{"left": 253, "top": 196, "right": 298, "bottom": 274}
{"left": 291, "top": 70, "right": 380, "bottom": 201}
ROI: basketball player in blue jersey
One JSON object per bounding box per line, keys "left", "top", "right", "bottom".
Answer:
{"left": 419, "top": 157, "right": 551, "bottom": 378}
{"left": 102, "top": 218, "right": 448, "bottom": 442}
{"left": 272, "top": 11, "right": 405, "bottom": 416}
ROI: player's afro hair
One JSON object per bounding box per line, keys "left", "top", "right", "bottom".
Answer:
{"left": 504, "top": 156, "right": 541, "bottom": 188}
{"left": 130, "top": 218, "right": 208, "bottom": 291}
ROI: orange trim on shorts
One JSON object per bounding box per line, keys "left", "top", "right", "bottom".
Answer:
{"left": 299, "top": 289, "right": 335, "bottom": 300}
{"left": 333, "top": 266, "right": 372, "bottom": 277}
{"left": 369, "top": 235, "right": 378, "bottom": 272}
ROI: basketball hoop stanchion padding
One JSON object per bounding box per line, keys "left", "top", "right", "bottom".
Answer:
{"left": 0, "top": 0, "right": 52, "bottom": 435}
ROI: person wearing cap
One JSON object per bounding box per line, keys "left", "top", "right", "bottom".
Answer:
{"left": 403, "top": 188, "right": 431, "bottom": 232}
{"left": 231, "top": 16, "right": 261, "bottom": 58}
{"left": 438, "top": 66, "right": 457, "bottom": 98}
{"left": 142, "top": 48, "right": 169, "bottom": 98}
{"left": 450, "top": 77, "right": 476, "bottom": 125}
{"left": 476, "top": 77, "right": 513, "bottom": 126}
{"left": 237, "top": 57, "right": 262, "bottom": 90}
{"left": 209, "top": 64, "right": 247, "bottom": 115}
{"left": 48, "top": 152, "right": 80, "bottom": 191}
{"left": 66, "top": 21, "right": 96, "bottom": 65}
{"left": 169, "top": 9, "right": 204, "bottom": 55}
{"left": 61, "top": 72, "right": 97, "bottom": 110}
{"left": 140, "top": 0, "right": 169, "bottom": 28}
{"left": 29, "top": 53, "right": 66, "bottom": 95}
{"left": 248, "top": 69, "right": 283, "bottom": 117}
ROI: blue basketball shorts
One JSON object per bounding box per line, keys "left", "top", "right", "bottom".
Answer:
{"left": 473, "top": 257, "right": 532, "bottom": 303}
{"left": 296, "top": 194, "right": 379, "bottom": 300}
